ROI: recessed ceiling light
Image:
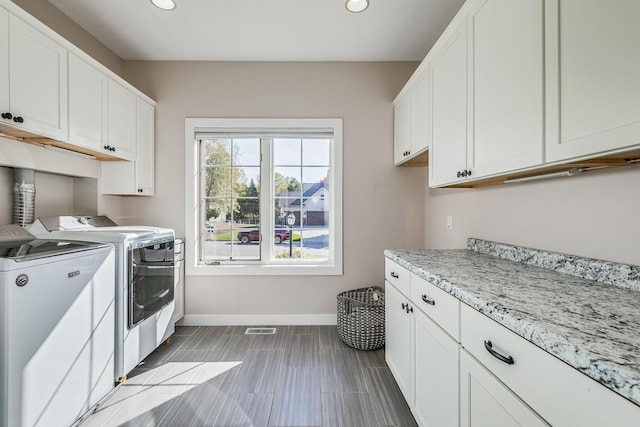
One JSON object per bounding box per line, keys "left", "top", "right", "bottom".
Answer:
{"left": 150, "top": 0, "right": 176, "bottom": 11}
{"left": 346, "top": 0, "right": 369, "bottom": 13}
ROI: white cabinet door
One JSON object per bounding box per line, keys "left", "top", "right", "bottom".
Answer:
{"left": 546, "top": 0, "right": 640, "bottom": 162}
{"left": 469, "top": 0, "right": 543, "bottom": 177}
{"left": 460, "top": 350, "right": 548, "bottom": 427}
{"left": 135, "top": 98, "right": 155, "bottom": 195}
{"left": 6, "top": 14, "right": 67, "bottom": 140}
{"left": 101, "top": 97, "right": 155, "bottom": 196}
{"left": 68, "top": 53, "right": 107, "bottom": 152}
{"left": 107, "top": 79, "right": 136, "bottom": 161}
{"left": 429, "top": 21, "right": 468, "bottom": 186}
{"left": 413, "top": 309, "right": 459, "bottom": 427}
{"left": 394, "top": 93, "right": 411, "bottom": 165}
{"left": 0, "top": 7, "right": 8, "bottom": 118}
{"left": 385, "top": 281, "right": 413, "bottom": 402}
{"left": 410, "top": 73, "right": 429, "bottom": 157}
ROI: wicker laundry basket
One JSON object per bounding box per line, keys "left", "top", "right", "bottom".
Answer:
{"left": 336, "top": 286, "right": 385, "bottom": 350}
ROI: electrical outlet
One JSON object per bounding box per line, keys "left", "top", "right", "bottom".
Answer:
{"left": 446, "top": 215, "right": 453, "bottom": 229}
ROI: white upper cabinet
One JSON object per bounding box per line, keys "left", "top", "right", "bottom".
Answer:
{"left": 106, "top": 79, "right": 136, "bottom": 161}
{"left": 0, "top": 7, "right": 8, "bottom": 118}
{"left": 68, "top": 53, "right": 107, "bottom": 152}
{"left": 101, "top": 97, "right": 155, "bottom": 196}
{"left": 545, "top": 0, "right": 640, "bottom": 162}
{"left": 469, "top": 0, "right": 544, "bottom": 177}
{"left": 430, "top": 0, "right": 544, "bottom": 187}
{"left": 410, "top": 74, "right": 429, "bottom": 158}
{"left": 429, "top": 21, "right": 468, "bottom": 186}
{"left": 134, "top": 98, "right": 155, "bottom": 195}
{"left": 1, "top": 13, "right": 67, "bottom": 141}
{"left": 393, "top": 93, "right": 412, "bottom": 164}
{"left": 394, "top": 71, "right": 429, "bottom": 166}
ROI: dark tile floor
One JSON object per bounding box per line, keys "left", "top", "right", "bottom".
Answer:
{"left": 80, "top": 325, "right": 417, "bottom": 427}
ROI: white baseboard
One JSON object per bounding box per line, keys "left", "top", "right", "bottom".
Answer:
{"left": 178, "top": 313, "right": 337, "bottom": 326}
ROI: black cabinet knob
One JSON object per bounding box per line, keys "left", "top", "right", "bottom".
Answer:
{"left": 138, "top": 188, "right": 143, "bottom": 193}
{"left": 1, "top": 112, "right": 12, "bottom": 120}
{"left": 13, "top": 116, "right": 24, "bottom": 123}
{"left": 467, "top": 170, "right": 472, "bottom": 177}
{"left": 457, "top": 171, "right": 462, "bottom": 178}
{"left": 461, "top": 170, "right": 468, "bottom": 177}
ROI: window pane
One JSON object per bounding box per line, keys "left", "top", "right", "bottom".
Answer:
{"left": 233, "top": 138, "right": 260, "bottom": 166}
{"left": 202, "top": 200, "right": 231, "bottom": 260}
{"left": 203, "top": 138, "right": 231, "bottom": 166}
{"left": 300, "top": 228, "right": 329, "bottom": 260}
{"left": 302, "top": 167, "right": 329, "bottom": 187}
{"left": 201, "top": 137, "right": 261, "bottom": 262}
{"left": 273, "top": 138, "right": 301, "bottom": 165}
{"left": 234, "top": 224, "right": 261, "bottom": 260}
{"left": 302, "top": 138, "right": 330, "bottom": 166}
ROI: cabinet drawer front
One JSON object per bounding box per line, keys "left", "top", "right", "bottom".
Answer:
{"left": 385, "top": 258, "right": 410, "bottom": 297}
{"left": 410, "top": 274, "right": 459, "bottom": 341}
{"left": 461, "top": 304, "right": 640, "bottom": 426}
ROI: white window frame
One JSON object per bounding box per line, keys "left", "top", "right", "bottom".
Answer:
{"left": 184, "top": 118, "right": 343, "bottom": 276}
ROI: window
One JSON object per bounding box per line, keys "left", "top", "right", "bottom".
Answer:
{"left": 185, "top": 118, "right": 343, "bottom": 276}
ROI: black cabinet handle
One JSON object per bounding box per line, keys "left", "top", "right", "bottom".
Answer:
{"left": 421, "top": 294, "right": 435, "bottom": 306}
{"left": 467, "top": 170, "right": 472, "bottom": 177}
{"left": 484, "top": 340, "right": 514, "bottom": 365}
{"left": 13, "top": 116, "right": 23, "bottom": 123}
{"left": 461, "top": 170, "right": 468, "bottom": 177}
{"left": 401, "top": 302, "right": 408, "bottom": 310}
{"left": 1, "top": 112, "right": 12, "bottom": 120}
{"left": 390, "top": 272, "right": 399, "bottom": 279}
{"left": 406, "top": 306, "right": 413, "bottom": 313}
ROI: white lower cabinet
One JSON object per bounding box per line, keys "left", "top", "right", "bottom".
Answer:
{"left": 385, "top": 280, "right": 413, "bottom": 401}
{"left": 461, "top": 303, "right": 640, "bottom": 426}
{"left": 413, "top": 308, "right": 459, "bottom": 427}
{"left": 386, "top": 257, "right": 640, "bottom": 426}
{"left": 460, "top": 350, "right": 548, "bottom": 427}
{"left": 385, "top": 258, "right": 460, "bottom": 426}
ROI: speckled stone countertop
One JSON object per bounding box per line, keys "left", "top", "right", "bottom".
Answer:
{"left": 384, "top": 239, "right": 640, "bottom": 407}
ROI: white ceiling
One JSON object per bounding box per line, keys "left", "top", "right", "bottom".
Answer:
{"left": 47, "top": 0, "right": 465, "bottom": 61}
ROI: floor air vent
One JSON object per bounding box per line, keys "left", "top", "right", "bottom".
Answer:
{"left": 244, "top": 327, "right": 277, "bottom": 335}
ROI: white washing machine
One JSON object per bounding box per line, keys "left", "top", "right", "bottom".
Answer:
{"left": 29, "top": 216, "right": 175, "bottom": 381}
{"left": 0, "top": 224, "right": 115, "bottom": 427}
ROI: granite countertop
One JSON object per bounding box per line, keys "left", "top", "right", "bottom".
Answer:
{"left": 384, "top": 239, "right": 640, "bottom": 407}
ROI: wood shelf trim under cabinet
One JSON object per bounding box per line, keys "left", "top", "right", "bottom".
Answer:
{"left": 0, "top": 123, "right": 124, "bottom": 161}
{"left": 441, "top": 148, "right": 640, "bottom": 188}
{"left": 397, "top": 149, "right": 429, "bottom": 167}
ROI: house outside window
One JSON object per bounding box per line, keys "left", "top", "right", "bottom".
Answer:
{"left": 184, "top": 118, "right": 343, "bottom": 276}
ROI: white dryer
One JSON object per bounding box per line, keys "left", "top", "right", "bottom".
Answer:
{"left": 29, "top": 216, "right": 175, "bottom": 381}
{"left": 0, "top": 224, "right": 115, "bottom": 427}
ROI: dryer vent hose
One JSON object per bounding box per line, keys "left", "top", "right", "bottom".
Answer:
{"left": 13, "top": 168, "right": 36, "bottom": 227}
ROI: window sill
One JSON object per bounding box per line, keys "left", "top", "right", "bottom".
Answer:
{"left": 185, "top": 263, "right": 343, "bottom": 276}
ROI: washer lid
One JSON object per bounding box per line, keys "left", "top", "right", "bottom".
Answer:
{"left": 0, "top": 239, "right": 111, "bottom": 262}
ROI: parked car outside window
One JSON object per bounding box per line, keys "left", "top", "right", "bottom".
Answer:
{"left": 237, "top": 227, "right": 290, "bottom": 244}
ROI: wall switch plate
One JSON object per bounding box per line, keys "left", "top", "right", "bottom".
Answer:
{"left": 446, "top": 215, "right": 453, "bottom": 229}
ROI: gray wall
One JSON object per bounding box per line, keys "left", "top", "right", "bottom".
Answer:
{"left": 424, "top": 165, "right": 640, "bottom": 266}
